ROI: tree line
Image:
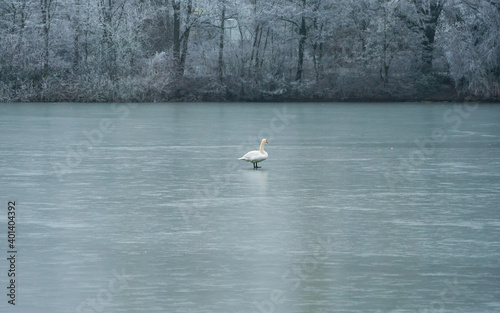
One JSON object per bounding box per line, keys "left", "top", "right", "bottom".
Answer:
{"left": 0, "top": 0, "right": 499, "bottom": 102}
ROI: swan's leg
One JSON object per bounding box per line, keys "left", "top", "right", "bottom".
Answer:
{"left": 255, "top": 162, "right": 261, "bottom": 169}
{"left": 253, "top": 162, "right": 257, "bottom": 169}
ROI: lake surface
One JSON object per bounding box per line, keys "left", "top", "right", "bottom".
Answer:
{"left": 1, "top": 102, "right": 499, "bottom": 313}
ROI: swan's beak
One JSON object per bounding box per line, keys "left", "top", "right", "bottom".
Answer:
{"left": 266, "top": 140, "right": 269, "bottom": 143}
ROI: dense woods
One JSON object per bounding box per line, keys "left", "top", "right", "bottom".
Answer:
{"left": 0, "top": 0, "right": 499, "bottom": 102}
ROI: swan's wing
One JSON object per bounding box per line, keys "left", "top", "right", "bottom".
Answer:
{"left": 239, "top": 150, "right": 257, "bottom": 159}
{"left": 239, "top": 150, "right": 265, "bottom": 162}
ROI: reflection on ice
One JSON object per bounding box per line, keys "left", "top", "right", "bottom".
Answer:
{"left": 241, "top": 169, "right": 268, "bottom": 196}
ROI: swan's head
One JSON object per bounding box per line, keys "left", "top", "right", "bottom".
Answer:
{"left": 262, "top": 138, "right": 268, "bottom": 144}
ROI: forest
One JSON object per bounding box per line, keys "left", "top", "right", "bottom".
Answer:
{"left": 0, "top": 0, "right": 499, "bottom": 102}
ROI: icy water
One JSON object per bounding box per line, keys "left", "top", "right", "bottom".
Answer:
{"left": 1, "top": 102, "right": 500, "bottom": 313}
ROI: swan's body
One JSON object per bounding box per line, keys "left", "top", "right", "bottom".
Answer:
{"left": 239, "top": 139, "right": 268, "bottom": 169}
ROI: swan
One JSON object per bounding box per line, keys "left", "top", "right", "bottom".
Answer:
{"left": 239, "top": 139, "right": 268, "bottom": 169}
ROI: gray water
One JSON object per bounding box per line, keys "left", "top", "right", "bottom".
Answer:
{"left": 1, "top": 102, "right": 499, "bottom": 313}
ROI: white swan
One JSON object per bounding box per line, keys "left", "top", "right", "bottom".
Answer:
{"left": 239, "top": 139, "right": 268, "bottom": 169}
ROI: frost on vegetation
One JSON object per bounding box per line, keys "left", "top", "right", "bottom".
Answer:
{"left": 0, "top": 0, "right": 498, "bottom": 101}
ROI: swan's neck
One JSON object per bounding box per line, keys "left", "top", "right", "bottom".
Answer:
{"left": 259, "top": 141, "right": 265, "bottom": 153}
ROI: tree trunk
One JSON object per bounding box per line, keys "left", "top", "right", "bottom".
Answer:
{"left": 100, "top": 0, "right": 117, "bottom": 80}
{"left": 412, "top": 0, "right": 445, "bottom": 75}
{"left": 312, "top": 13, "right": 324, "bottom": 84}
{"left": 172, "top": 0, "right": 181, "bottom": 76}
{"left": 260, "top": 27, "right": 270, "bottom": 68}
{"left": 164, "top": 0, "right": 172, "bottom": 50}
{"left": 40, "top": 0, "right": 52, "bottom": 78}
{"left": 420, "top": 18, "right": 440, "bottom": 74}
{"left": 179, "top": 0, "right": 192, "bottom": 75}
{"left": 218, "top": 3, "right": 226, "bottom": 83}
{"left": 380, "top": 4, "right": 391, "bottom": 84}
{"left": 172, "top": 0, "right": 191, "bottom": 77}
{"left": 250, "top": 25, "right": 262, "bottom": 70}
{"left": 73, "top": 0, "right": 81, "bottom": 70}
{"left": 296, "top": 14, "right": 307, "bottom": 81}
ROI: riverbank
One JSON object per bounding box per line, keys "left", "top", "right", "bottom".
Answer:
{"left": 0, "top": 73, "right": 498, "bottom": 103}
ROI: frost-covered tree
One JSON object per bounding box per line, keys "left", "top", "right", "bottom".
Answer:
{"left": 443, "top": 0, "right": 500, "bottom": 98}
{"left": 0, "top": 0, "right": 498, "bottom": 101}
{"left": 396, "top": 0, "right": 446, "bottom": 74}
{"left": 0, "top": 0, "right": 30, "bottom": 83}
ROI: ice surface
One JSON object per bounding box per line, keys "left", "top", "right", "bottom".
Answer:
{"left": 0, "top": 102, "right": 499, "bottom": 313}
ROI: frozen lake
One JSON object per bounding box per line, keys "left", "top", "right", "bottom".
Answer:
{"left": 1, "top": 102, "right": 499, "bottom": 313}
